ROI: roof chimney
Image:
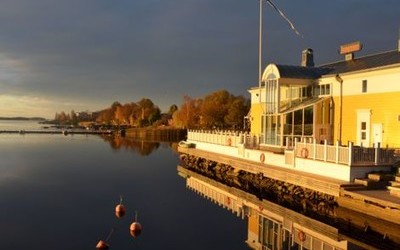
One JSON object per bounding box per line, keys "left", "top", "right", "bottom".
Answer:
{"left": 301, "top": 48, "right": 314, "bottom": 67}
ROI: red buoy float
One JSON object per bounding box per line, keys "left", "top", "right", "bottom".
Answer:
{"left": 130, "top": 211, "right": 142, "bottom": 238}
{"left": 130, "top": 222, "right": 142, "bottom": 237}
{"left": 96, "top": 228, "right": 114, "bottom": 249}
{"left": 115, "top": 195, "right": 126, "bottom": 218}
{"left": 96, "top": 240, "right": 109, "bottom": 249}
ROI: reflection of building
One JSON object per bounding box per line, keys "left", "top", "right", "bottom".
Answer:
{"left": 178, "top": 165, "right": 400, "bottom": 250}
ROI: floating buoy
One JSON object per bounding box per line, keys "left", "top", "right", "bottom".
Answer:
{"left": 115, "top": 195, "right": 126, "bottom": 218}
{"left": 96, "top": 228, "right": 114, "bottom": 249}
{"left": 130, "top": 222, "right": 142, "bottom": 237}
{"left": 130, "top": 211, "right": 142, "bottom": 238}
{"left": 96, "top": 240, "right": 109, "bottom": 249}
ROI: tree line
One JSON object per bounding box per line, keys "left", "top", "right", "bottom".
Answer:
{"left": 53, "top": 90, "right": 250, "bottom": 130}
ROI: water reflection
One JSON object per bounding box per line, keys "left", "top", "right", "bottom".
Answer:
{"left": 100, "top": 135, "right": 162, "bottom": 155}
{"left": 177, "top": 165, "right": 400, "bottom": 250}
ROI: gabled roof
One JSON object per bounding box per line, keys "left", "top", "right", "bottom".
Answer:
{"left": 319, "top": 50, "right": 400, "bottom": 75}
{"left": 272, "top": 50, "right": 400, "bottom": 80}
{"left": 274, "top": 65, "right": 327, "bottom": 79}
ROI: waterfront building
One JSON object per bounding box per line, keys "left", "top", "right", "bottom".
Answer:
{"left": 182, "top": 42, "right": 400, "bottom": 182}
{"left": 248, "top": 41, "right": 400, "bottom": 149}
{"left": 179, "top": 40, "right": 400, "bottom": 220}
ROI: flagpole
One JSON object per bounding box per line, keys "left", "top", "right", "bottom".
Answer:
{"left": 258, "top": 0, "right": 262, "bottom": 103}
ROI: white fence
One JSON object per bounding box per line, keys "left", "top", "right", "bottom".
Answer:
{"left": 187, "top": 130, "right": 260, "bottom": 149}
{"left": 296, "top": 140, "right": 396, "bottom": 166}
{"left": 187, "top": 130, "right": 397, "bottom": 167}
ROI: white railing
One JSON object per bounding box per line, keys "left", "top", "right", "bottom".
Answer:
{"left": 296, "top": 140, "right": 396, "bottom": 166}
{"left": 187, "top": 130, "right": 397, "bottom": 167}
{"left": 187, "top": 130, "right": 260, "bottom": 149}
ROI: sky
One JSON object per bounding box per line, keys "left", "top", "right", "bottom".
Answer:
{"left": 0, "top": 0, "right": 399, "bottom": 119}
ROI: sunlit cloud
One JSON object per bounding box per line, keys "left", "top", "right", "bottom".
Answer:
{"left": 0, "top": 94, "right": 51, "bottom": 117}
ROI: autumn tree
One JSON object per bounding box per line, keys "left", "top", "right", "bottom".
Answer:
{"left": 172, "top": 96, "right": 202, "bottom": 129}
{"left": 172, "top": 90, "right": 249, "bottom": 130}
{"left": 200, "top": 90, "right": 231, "bottom": 129}
{"left": 224, "top": 95, "right": 250, "bottom": 130}
{"left": 70, "top": 110, "right": 78, "bottom": 126}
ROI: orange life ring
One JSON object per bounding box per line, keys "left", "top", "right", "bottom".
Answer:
{"left": 227, "top": 137, "right": 232, "bottom": 146}
{"left": 301, "top": 148, "right": 309, "bottom": 158}
{"left": 260, "top": 153, "right": 265, "bottom": 163}
{"left": 298, "top": 230, "right": 306, "bottom": 242}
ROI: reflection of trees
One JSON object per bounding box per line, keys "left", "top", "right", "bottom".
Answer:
{"left": 101, "top": 136, "right": 163, "bottom": 156}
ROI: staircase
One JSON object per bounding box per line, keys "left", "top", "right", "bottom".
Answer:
{"left": 387, "top": 168, "right": 400, "bottom": 198}
{"left": 354, "top": 173, "right": 393, "bottom": 190}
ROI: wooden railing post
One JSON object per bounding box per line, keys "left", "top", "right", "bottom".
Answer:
{"left": 324, "top": 140, "right": 328, "bottom": 162}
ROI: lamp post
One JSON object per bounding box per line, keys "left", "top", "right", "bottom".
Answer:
{"left": 335, "top": 74, "right": 343, "bottom": 144}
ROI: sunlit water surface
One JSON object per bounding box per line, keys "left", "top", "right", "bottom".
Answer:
{"left": 0, "top": 126, "right": 247, "bottom": 249}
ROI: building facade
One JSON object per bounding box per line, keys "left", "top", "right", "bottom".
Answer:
{"left": 249, "top": 45, "right": 400, "bottom": 149}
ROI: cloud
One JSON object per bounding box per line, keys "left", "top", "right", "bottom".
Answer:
{"left": 0, "top": 0, "right": 399, "bottom": 118}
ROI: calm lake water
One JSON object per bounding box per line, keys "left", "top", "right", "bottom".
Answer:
{"left": 0, "top": 121, "right": 247, "bottom": 250}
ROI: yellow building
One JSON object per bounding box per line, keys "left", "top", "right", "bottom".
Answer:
{"left": 249, "top": 43, "right": 400, "bottom": 149}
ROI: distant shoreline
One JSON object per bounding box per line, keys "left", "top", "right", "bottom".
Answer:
{"left": 0, "top": 117, "right": 46, "bottom": 121}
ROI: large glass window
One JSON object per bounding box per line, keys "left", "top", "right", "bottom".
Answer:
{"left": 315, "top": 84, "right": 331, "bottom": 96}
{"left": 266, "top": 79, "right": 278, "bottom": 114}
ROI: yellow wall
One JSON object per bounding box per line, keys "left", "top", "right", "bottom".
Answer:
{"left": 250, "top": 103, "right": 263, "bottom": 135}
{"left": 248, "top": 213, "right": 259, "bottom": 236}
{"left": 333, "top": 91, "right": 400, "bottom": 148}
